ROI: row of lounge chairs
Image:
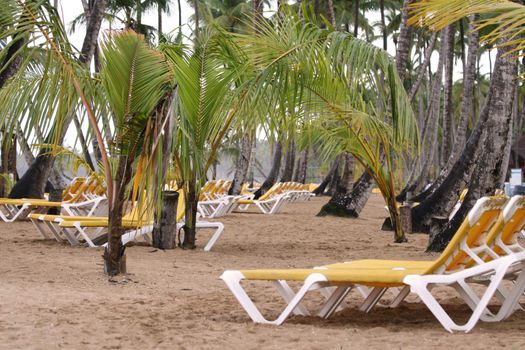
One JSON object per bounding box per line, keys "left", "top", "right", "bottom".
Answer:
{"left": 1, "top": 177, "right": 316, "bottom": 251}
{"left": 221, "top": 195, "right": 525, "bottom": 332}
{"left": 197, "top": 181, "right": 315, "bottom": 218}
{"left": 0, "top": 176, "right": 106, "bottom": 222}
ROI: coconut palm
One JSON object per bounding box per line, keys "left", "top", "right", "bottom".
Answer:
{"left": 202, "top": 0, "right": 252, "bottom": 33}
{"left": 161, "top": 28, "right": 251, "bottom": 248}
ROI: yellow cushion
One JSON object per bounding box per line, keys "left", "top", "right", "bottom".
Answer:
{"left": 239, "top": 267, "right": 428, "bottom": 287}
{"left": 0, "top": 199, "right": 62, "bottom": 206}
{"left": 59, "top": 219, "right": 153, "bottom": 228}
{"left": 325, "top": 259, "right": 434, "bottom": 271}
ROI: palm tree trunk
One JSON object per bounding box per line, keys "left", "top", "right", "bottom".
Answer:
{"left": 318, "top": 170, "right": 374, "bottom": 217}
{"left": 136, "top": 0, "right": 142, "bottom": 27}
{"left": 326, "top": 159, "right": 341, "bottom": 196}
{"left": 79, "top": 0, "right": 106, "bottom": 65}
{"left": 448, "top": 14, "right": 480, "bottom": 165}
{"left": 317, "top": 153, "right": 356, "bottom": 216}
{"left": 428, "top": 42, "right": 517, "bottom": 251}
{"left": 280, "top": 138, "right": 295, "bottom": 182}
{"left": 313, "top": 0, "right": 320, "bottom": 20}
{"left": 408, "top": 32, "right": 437, "bottom": 102}
{"left": 104, "top": 155, "right": 132, "bottom": 275}
{"left": 177, "top": 0, "right": 182, "bottom": 36}
{"left": 459, "top": 18, "right": 466, "bottom": 76}
{"left": 326, "top": 0, "right": 336, "bottom": 28}
{"left": 0, "top": 8, "right": 29, "bottom": 90}
{"left": 406, "top": 15, "right": 480, "bottom": 204}
{"left": 410, "top": 32, "right": 445, "bottom": 193}
{"left": 253, "top": 141, "right": 283, "bottom": 199}
{"left": 73, "top": 115, "right": 96, "bottom": 170}
{"left": 246, "top": 137, "right": 256, "bottom": 184}
{"left": 395, "top": 0, "right": 415, "bottom": 83}
{"left": 293, "top": 148, "right": 308, "bottom": 183}
{"left": 181, "top": 182, "right": 198, "bottom": 249}
{"left": 158, "top": 5, "right": 163, "bottom": 43}
{"left": 500, "top": 101, "right": 514, "bottom": 185}
{"left": 379, "top": 0, "right": 387, "bottom": 51}
{"left": 9, "top": 0, "right": 107, "bottom": 199}
{"left": 353, "top": 0, "right": 359, "bottom": 37}
{"left": 412, "top": 41, "right": 516, "bottom": 235}
{"left": 17, "top": 128, "right": 34, "bottom": 165}
{"left": 0, "top": 133, "right": 17, "bottom": 197}
{"left": 313, "top": 156, "right": 340, "bottom": 196}
{"left": 229, "top": 133, "right": 253, "bottom": 195}
{"left": 441, "top": 24, "right": 456, "bottom": 166}
{"left": 194, "top": 0, "right": 199, "bottom": 39}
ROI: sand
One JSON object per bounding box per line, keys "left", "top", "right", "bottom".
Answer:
{"left": 1, "top": 194, "right": 525, "bottom": 350}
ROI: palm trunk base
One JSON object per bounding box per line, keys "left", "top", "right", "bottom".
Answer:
{"left": 180, "top": 225, "right": 196, "bottom": 249}
{"left": 103, "top": 244, "right": 126, "bottom": 276}
{"left": 316, "top": 202, "right": 359, "bottom": 218}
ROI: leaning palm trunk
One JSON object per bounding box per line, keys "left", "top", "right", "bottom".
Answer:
{"left": 9, "top": 0, "right": 107, "bottom": 198}
{"left": 293, "top": 148, "right": 308, "bottom": 183}
{"left": 313, "top": 155, "right": 340, "bottom": 196}
{"left": 411, "top": 40, "right": 515, "bottom": 234}
{"left": 428, "top": 41, "right": 517, "bottom": 250}
{"left": 229, "top": 133, "right": 253, "bottom": 195}
{"left": 325, "top": 0, "right": 336, "bottom": 27}
{"left": 406, "top": 31, "right": 444, "bottom": 194}
{"left": 396, "top": 0, "right": 415, "bottom": 83}
{"left": 280, "top": 138, "right": 295, "bottom": 182}
{"left": 317, "top": 170, "right": 374, "bottom": 217}
{"left": 317, "top": 153, "right": 355, "bottom": 216}
{"left": 441, "top": 24, "right": 455, "bottom": 165}
{"left": 399, "top": 18, "right": 479, "bottom": 204}
{"left": 447, "top": 14, "right": 479, "bottom": 166}
{"left": 407, "top": 32, "right": 437, "bottom": 102}
{"left": 253, "top": 141, "right": 283, "bottom": 199}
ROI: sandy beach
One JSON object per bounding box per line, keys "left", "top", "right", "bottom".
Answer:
{"left": 1, "top": 194, "right": 524, "bottom": 349}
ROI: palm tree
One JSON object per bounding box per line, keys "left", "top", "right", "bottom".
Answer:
{"left": 5, "top": 0, "right": 107, "bottom": 200}
{"left": 406, "top": 0, "right": 520, "bottom": 249}
{"left": 162, "top": 28, "right": 251, "bottom": 248}
{"left": 151, "top": 0, "right": 174, "bottom": 42}
{"left": 234, "top": 10, "right": 417, "bottom": 242}
{"left": 201, "top": 0, "right": 251, "bottom": 33}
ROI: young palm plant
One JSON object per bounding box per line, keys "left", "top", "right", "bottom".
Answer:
{"left": 234, "top": 9, "right": 418, "bottom": 241}
{"left": 98, "top": 30, "right": 172, "bottom": 273}
{"left": 162, "top": 28, "right": 249, "bottom": 248}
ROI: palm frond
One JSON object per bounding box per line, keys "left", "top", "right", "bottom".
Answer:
{"left": 409, "top": 0, "right": 525, "bottom": 56}
{"left": 100, "top": 30, "right": 172, "bottom": 156}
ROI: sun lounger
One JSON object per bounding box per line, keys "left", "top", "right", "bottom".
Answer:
{"left": 222, "top": 252, "right": 525, "bottom": 332}
{"left": 32, "top": 190, "right": 226, "bottom": 250}
{"left": 235, "top": 183, "right": 292, "bottom": 214}
{"left": 0, "top": 176, "right": 106, "bottom": 222}
{"left": 0, "top": 196, "right": 105, "bottom": 222}
{"left": 236, "top": 192, "right": 290, "bottom": 214}
{"left": 198, "top": 195, "right": 245, "bottom": 218}
{"left": 221, "top": 196, "right": 525, "bottom": 332}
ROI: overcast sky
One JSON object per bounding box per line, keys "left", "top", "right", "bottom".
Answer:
{"left": 56, "top": 0, "right": 493, "bottom": 78}
{"left": 58, "top": 0, "right": 195, "bottom": 48}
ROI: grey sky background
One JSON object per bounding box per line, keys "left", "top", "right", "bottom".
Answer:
{"left": 57, "top": 0, "right": 493, "bottom": 78}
